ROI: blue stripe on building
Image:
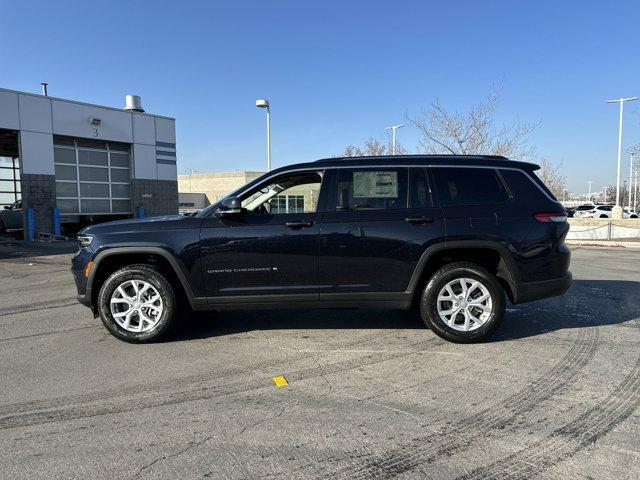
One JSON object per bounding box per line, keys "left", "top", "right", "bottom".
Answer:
{"left": 156, "top": 150, "right": 176, "bottom": 157}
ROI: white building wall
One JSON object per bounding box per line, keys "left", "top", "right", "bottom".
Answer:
{"left": 133, "top": 144, "right": 157, "bottom": 180}
{"left": 0, "top": 87, "right": 177, "bottom": 183}
{"left": 19, "top": 131, "right": 54, "bottom": 175}
{"left": 51, "top": 99, "right": 134, "bottom": 142}
{"left": 18, "top": 94, "right": 52, "bottom": 134}
{"left": 0, "top": 90, "right": 20, "bottom": 130}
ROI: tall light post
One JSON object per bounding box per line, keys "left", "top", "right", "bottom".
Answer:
{"left": 256, "top": 99, "right": 271, "bottom": 171}
{"left": 634, "top": 167, "right": 638, "bottom": 213}
{"left": 385, "top": 124, "right": 404, "bottom": 155}
{"left": 628, "top": 152, "right": 635, "bottom": 210}
{"left": 606, "top": 97, "right": 638, "bottom": 209}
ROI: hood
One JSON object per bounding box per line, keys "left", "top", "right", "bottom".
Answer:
{"left": 80, "top": 214, "right": 201, "bottom": 235}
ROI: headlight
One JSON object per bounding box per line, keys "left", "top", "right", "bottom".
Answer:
{"left": 77, "top": 235, "right": 93, "bottom": 248}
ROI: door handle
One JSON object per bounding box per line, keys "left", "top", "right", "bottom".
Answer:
{"left": 404, "top": 216, "right": 435, "bottom": 224}
{"left": 285, "top": 221, "right": 315, "bottom": 228}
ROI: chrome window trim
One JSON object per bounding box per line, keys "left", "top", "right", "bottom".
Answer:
{"left": 202, "top": 163, "right": 557, "bottom": 217}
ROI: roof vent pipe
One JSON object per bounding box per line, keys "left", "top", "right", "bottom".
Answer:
{"left": 41, "top": 82, "right": 48, "bottom": 96}
{"left": 124, "top": 94, "right": 145, "bottom": 113}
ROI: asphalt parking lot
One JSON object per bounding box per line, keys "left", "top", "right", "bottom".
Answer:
{"left": 0, "top": 242, "right": 638, "bottom": 479}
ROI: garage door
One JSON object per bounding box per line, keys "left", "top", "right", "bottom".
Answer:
{"left": 53, "top": 136, "right": 131, "bottom": 215}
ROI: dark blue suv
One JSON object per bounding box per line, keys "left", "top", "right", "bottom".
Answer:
{"left": 72, "top": 155, "right": 571, "bottom": 343}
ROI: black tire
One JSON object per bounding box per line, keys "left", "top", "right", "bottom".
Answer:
{"left": 599, "top": 214, "right": 608, "bottom": 218}
{"left": 97, "top": 264, "right": 177, "bottom": 343}
{"left": 420, "top": 262, "right": 506, "bottom": 343}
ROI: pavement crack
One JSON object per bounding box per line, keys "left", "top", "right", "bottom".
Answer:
{"left": 237, "top": 402, "right": 289, "bottom": 438}
{"left": 130, "top": 431, "right": 218, "bottom": 479}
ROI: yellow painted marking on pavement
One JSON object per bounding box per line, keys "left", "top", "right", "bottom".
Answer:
{"left": 272, "top": 375, "right": 288, "bottom": 387}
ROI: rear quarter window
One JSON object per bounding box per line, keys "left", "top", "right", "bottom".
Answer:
{"left": 499, "top": 169, "right": 560, "bottom": 206}
{"left": 431, "top": 167, "right": 508, "bottom": 206}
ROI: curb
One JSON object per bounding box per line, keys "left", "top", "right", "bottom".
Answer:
{"left": 567, "top": 240, "right": 640, "bottom": 249}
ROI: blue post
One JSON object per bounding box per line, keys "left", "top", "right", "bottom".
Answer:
{"left": 136, "top": 206, "right": 145, "bottom": 218}
{"left": 52, "top": 208, "right": 61, "bottom": 236}
{"left": 26, "top": 208, "right": 35, "bottom": 241}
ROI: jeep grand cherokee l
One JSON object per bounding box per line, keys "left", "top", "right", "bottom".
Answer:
{"left": 72, "top": 155, "right": 571, "bottom": 343}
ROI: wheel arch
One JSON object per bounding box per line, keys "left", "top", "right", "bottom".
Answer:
{"left": 407, "top": 241, "right": 519, "bottom": 307}
{"left": 87, "top": 246, "right": 199, "bottom": 310}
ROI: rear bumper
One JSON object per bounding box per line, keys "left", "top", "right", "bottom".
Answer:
{"left": 513, "top": 272, "right": 572, "bottom": 304}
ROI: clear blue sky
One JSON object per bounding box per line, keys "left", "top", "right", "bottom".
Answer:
{"left": 2, "top": 0, "right": 640, "bottom": 193}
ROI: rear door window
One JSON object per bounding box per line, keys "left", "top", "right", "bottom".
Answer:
{"left": 431, "top": 167, "right": 509, "bottom": 206}
{"left": 335, "top": 168, "right": 408, "bottom": 210}
{"left": 409, "top": 168, "right": 434, "bottom": 208}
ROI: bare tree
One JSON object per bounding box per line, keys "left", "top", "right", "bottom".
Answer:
{"left": 407, "top": 85, "right": 539, "bottom": 161}
{"left": 341, "top": 135, "right": 407, "bottom": 157}
{"left": 536, "top": 159, "right": 567, "bottom": 200}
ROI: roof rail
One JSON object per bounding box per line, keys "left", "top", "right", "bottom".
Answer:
{"left": 317, "top": 154, "right": 510, "bottom": 162}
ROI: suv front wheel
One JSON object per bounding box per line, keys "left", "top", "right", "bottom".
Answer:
{"left": 97, "top": 264, "right": 177, "bottom": 343}
{"left": 420, "top": 262, "right": 505, "bottom": 343}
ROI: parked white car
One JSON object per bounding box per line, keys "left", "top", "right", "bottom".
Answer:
{"left": 578, "top": 204, "right": 638, "bottom": 219}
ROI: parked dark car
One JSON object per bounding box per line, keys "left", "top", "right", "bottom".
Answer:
{"left": 72, "top": 155, "right": 571, "bottom": 343}
{"left": 0, "top": 200, "right": 22, "bottom": 232}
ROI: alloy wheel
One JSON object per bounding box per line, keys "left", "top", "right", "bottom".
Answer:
{"left": 436, "top": 277, "right": 492, "bottom": 332}
{"left": 109, "top": 279, "right": 164, "bottom": 333}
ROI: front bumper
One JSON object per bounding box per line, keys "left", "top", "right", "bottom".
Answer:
{"left": 71, "top": 248, "right": 94, "bottom": 309}
{"left": 513, "top": 272, "right": 573, "bottom": 304}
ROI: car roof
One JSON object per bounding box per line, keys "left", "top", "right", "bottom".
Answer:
{"left": 268, "top": 155, "right": 540, "bottom": 175}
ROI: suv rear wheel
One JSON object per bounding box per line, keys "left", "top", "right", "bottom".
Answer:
{"left": 420, "top": 262, "right": 505, "bottom": 343}
{"left": 97, "top": 264, "right": 177, "bottom": 343}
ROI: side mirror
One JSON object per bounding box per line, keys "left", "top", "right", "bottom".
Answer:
{"left": 3, "top": 206, "right": 9, "bottom": 210}
{"left": 215, "top": 196, "right": 242, "bottom": 216}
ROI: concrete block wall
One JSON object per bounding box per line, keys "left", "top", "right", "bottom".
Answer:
{"left": 131, "top": 179, "right": 178, "bottom": 217}
{"left": 21, "top": 174, "right": 56, "bottom": 234}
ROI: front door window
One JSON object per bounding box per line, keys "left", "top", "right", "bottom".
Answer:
{"left": 239, "top": 171, "right": 323, "bottom": 215}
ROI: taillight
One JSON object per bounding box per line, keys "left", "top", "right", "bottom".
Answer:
{"left": 534, "top": 212, "right": 567, "bottom": 223}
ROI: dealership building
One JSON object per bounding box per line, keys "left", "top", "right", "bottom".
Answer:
{"left": 0, "top": 86, "right": 178, "bottom": 239}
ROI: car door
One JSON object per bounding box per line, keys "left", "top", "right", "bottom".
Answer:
{"left": 199, "top": 169, "right": 326, "bottom": 304}
{"left": 6, "top": 201, "right": 22, "bottom": 229}
{"left": 318, "top": 166, "right": 445, "bottom": 300}
{"left": 430, "top": 166, "right": 514, "bottom": 244}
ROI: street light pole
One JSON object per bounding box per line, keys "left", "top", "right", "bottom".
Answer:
{"left": 256, "top": 99, "right": 271, "bottom": 171}
{"left": 633, "top": 166, "right": 639, "bottom": 213}
{"left": 629, "top": 153, "right": 635, "bottom": 210}
{"left": 385, "top": 124, "right": 404, "bottom": 155}
{"left": 606, "top": 97, "right": 638, "bottom": 208}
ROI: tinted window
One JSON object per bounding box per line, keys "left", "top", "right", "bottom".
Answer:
{"left": 531, "top": 172, "right": 558, "bottom": 201}
{"left": 432, "top": 167, "right": 508, "bottom": 206}
{"left": 409, "top": 167, "right": 433, "bottom": 208}
{"left": 336, "top": 168, "right": 407, "bottom": 211}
